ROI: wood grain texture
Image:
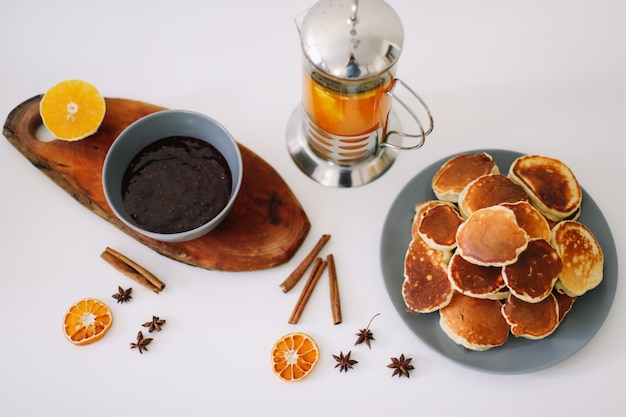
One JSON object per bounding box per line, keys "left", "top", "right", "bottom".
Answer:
{"left": 3, "top": 95, "right": 311, "bottom": 271}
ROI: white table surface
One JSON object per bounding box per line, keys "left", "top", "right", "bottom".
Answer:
{"left": 1, "top": 1, "right": 624, "bottom": 416}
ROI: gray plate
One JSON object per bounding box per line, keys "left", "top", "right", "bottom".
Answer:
{"left": 380, "top": 149, "right": 618, "bottom": 374}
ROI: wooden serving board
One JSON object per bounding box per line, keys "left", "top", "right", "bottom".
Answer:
{"left": 3, "top": 95, "right": 311, "bottom": 271}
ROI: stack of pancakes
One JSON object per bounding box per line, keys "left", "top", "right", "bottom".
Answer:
{"left": 402, "top": 152, "right": 604, "bottom": 351}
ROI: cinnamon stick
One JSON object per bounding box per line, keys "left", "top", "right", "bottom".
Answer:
{"left": 288, "top": 257, "right": 327, "bottom": 324}
{"left": 101, "top": 247, "right": 165, "bottom": 293}
{"left": 327, "top": 253, "right": 342, "bottom": 325}
{"left": 280, "top": 234, "right": 330, "bottom": 293}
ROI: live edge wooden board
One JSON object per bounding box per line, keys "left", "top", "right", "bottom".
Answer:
{"left": 3, "top": 95, "right": 311, "bottom": 272}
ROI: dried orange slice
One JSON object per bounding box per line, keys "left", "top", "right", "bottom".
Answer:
{"left": 271, "top": 332, "right": 319, "bottom": 382}
{"left": 63, "top": 298, "right": 113, "bottom": 346}
{"left": 40, "top": 79, "right": 106, "bottom": 141}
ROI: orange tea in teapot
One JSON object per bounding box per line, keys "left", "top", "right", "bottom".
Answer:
{"left": 301, "top": 69, "right": 394, "bottom": 163}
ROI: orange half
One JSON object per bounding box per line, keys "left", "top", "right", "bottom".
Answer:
{"left": 271, "top": 332, "right": 319, "bottom": 382}
{"left": 63, "top": 298, "right": 113, "bottom": 346}
{"left": 40, "top": 79, "right": 106, "bottom": 141}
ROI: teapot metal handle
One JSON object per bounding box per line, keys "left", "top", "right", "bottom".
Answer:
{"left": 382, "top": 79, "right": 434, "bottom": 150}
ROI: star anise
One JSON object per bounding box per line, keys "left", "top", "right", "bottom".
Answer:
{"left": 387, "top": 354, "right": 414, "bottom": 378}
{"left": 142, "top": 316, "right": 166, "bottom": 332}
{"left": 354, "top": 313, "right": 380, "bottom": 349}
{"left": 333, "top": 350, "right": 358, "bottom": 373}
{"left": 130, "top": 331, "right": 153, "bottom": 354}
{"left": 112, "top": 286, "right": 132, "bottom": 303}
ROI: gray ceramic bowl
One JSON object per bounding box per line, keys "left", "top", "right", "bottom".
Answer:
{"left": 102, "top": 110, "right": 242, "bottom": 242}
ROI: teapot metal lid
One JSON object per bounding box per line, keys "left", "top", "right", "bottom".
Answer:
{"left": 299, "top": 0, "right": 404, "bottom": 80}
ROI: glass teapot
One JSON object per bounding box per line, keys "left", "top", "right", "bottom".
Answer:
{"left": 286, "top": 0, "right": 434, "bottom": 187}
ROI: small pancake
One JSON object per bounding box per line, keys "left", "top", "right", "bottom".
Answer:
{"left": 553, "top": 291, "right": 576, "bottom": 322}
{"left": 508, "top": 155, "right": 582, "bottom": 221}
{"left": 544, "top": 206, "right": 582, "bottom": 230}
{"left": 565, "top": 206, "right": 581, "bottom": 221}
{"left": 501, "top": 201, "right": 551, "bottom": 241}
{"left": 547, "top": 205, "right": 583, "bottom": 228}
{"left": 456, "top": 205, "right": 529, "bottom": 267}
{"left": 411, "top": 200, "right": 444, "bottom": 239}
{"left": 502, "top": 239, "right": 563, "bottom": 303}
{"left": 493, "top": 287, "right": 511, "bottom": 300}
{"left": 417, "top": 203, "right": 464, "bottom": 251}
{"left": 551, "top": 220, "right": 604, "bottom": 297}
{"left": 431, "top": 152, "right": 499, "bottom": 203}
{"left": 439, "top": 292, "right": 510, "bottom": 351}
{"left": 447, "top": 251, "right": 507, "bottom": 299}
{"left": 403, "top": 236, "right": 453, "bottom": 313}
{"left": 458, "top": 174, "right": 528, "bottom": 218}
{"left": 501, "top": 293, "right": 559, "bottom": 340}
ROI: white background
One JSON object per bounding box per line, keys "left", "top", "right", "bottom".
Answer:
{"left": 1, "top": 1, "right": 624, "bottom": 416}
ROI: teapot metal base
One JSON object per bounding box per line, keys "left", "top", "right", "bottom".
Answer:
{"left": 286, "top": 106, "right": 398, "bottom": 188}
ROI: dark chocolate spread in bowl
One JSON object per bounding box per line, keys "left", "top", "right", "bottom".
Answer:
{"left": 121, "top": 136, "right": 232, "bottom": 234}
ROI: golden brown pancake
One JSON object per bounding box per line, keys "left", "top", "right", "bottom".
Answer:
{"left": 508, "top": 155, "right": 582, "bottom": 221}
{"left": 565, "top": 206, "right": 581, "bottom": 221}
{"left": 411, "top": 200, "right": 443, "bottom": 239}
{"left": 501, "top": 293, "right": 559, "bottom": 340}
{"left": 439, "top": 292, "right": 510, "bottom": 351}
{"left": 417, "top": 203, "right": 464, "bottom": 251}
{"left": 502, "top": 239, "right": 563, "bottom": 303}
{"left": 553, "top": 291, "right": 576, "bottom": 322}
{"left": 447, "top": 252, "right": 507, "bottom": 299}
{"left": 544, "top": 206, "right": 582, "bottom": 230}
{"left": 403, "top": 236, "right": 453, "bottom": 313}
{"left": 431, "top": 152, "right": 499, "bottom": 203}
{"left": 456, "top": 205, "right": 529, "bottom": 267}
{"left": 551, "top": 220, "right": 604, "bottom": 296}
{"left": 501, "top": 201, "right": 551, "bottom": 241}
{"left": 458, "top": 174, "right": 528, "bottom": 218}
